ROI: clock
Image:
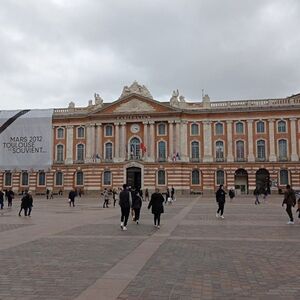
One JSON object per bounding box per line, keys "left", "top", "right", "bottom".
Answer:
{"left": 130, "top": 124, "right": 140, "bottom": 133}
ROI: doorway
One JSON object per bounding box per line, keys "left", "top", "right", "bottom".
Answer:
{"left": 234, "top": 168, "right": 248, "bottom": 194}
{"left": 126, "top": 167, "right": 142, "bottom": 189}
{"left": 256, "top": 168, "right": 270, "bottom": 194}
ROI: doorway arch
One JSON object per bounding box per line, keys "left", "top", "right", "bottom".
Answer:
{"left": 234, "top": 168, "right": 248, "bottom": 194}
{"left": 126, "top": 167, "right": 142, "bottom": 190}
{"left": 256, "top": 168, "right": 270, "bottom": 194}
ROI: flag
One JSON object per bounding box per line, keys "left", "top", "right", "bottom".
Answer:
{"left": 141, "top": 143, "right": 147, "bottom": 154}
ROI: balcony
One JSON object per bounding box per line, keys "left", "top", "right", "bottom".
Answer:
{"left": 215, "top": 157, "right": 225, "bottom": 162}
{"left": 157, "top": 157, "right": 167, "bottom": 162}
{"left": 53, "top": 160, "right": 64, "bottom": 164}
{"left": 190, "top": 158, "right": 200, "bottom": 162}
{"left": 128, "top": 155, "right": 142, "bottom": 161}
{"left": 103, "top": 158, "right": 113, "bottom": 163}
{"left": 255, "top": 157, "right": 266, "bottom": 162}
{"left": 278, "top": 157, "right": 288, "bottom": 162}
{"left": 73, "top": 160, "right": 84, "bottom": 164}
{"left": 235, "top": 157, "right": 246, "bottom": 162}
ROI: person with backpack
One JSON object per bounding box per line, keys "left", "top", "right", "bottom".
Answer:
{"left": 282, "top": 184, "right": 296, "bottom": 224}
{"left": 148, "top": 188, "right": 165, "bottom": 229}
{"left": 119, "top": 184, "right": 131, "bottom": 231}
{"left": 216, "top": 185, "right": 226, "bottom": 219}
{"left": 132, "top": 189, "right": 142, "bottom": 224}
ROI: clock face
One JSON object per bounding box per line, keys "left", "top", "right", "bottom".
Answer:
{"left": 130, "top": 124, "right": 140, "bottom": 133}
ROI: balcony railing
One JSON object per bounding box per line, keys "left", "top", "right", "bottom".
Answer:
{"left": 190, "top": 158, "right": 200, "bottom": 162}
{"left": 129, "top": 155, "right": 142, "bottom": 161}
{"left": 215, "top": 157, "right": 225, "bottom": 162}
{"left": 74, "top": 160, "right": 84, "bottom": 164}
{"left": 54, "top": 160, "right": 64, "bottom": 164}
{"left": 278, "top": 157, "right": 288, "bottom": 162}
{"left": 235, "top": 157, "right": 246, "bottom": 162}
{"left": 256, "top": 157, "right": 266, "bottom": 162}
{"left": 103, "top": 158, "right": 113, "bottom": 163}
{"left": 157, "top": 157, "right": 167, "bottom": 162}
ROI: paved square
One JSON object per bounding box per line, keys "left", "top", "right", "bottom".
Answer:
{"left": 0, "top": 194, "right": 299, "bottom": 299}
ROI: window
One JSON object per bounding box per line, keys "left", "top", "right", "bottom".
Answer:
{"left": 158, "top": 141, "right": 166, "bottom": 161}
{"left": 158, "top": 123, "right": 166, "bottom": 135}
{"left": 280, "top": 169, "right": 289, "bottom": 185}
{"left": 57, "top": 127, "right": 64, "bottom": 139}
{"left": 38, "top": 171, "right": 46, "bottom": 186}
{"left": 105, "top": 125, "right": 113, "bottom": 136}
{"left": 76, "top": 144, "right": 85, "bottom": 161}
{"left": 21, "top": 171, "right": 29, "bottom": 186}
{"left": 215, "top": 123, "right": 223, "bottom": 135}
{"left": 257, "top": 121, "right": 265, "bottom": 133}
{"left": 191, "top": 123, "right": 199, "bottom": 135}
{"left": 216, "top": 170, "right": 224, "bottom": 185}
{"left": 4, "top": 171, "right": 12, "bottom": 186}
{"left": 158, "top": 170, "right": 166, "bottom": 185}
{"left": 105, "top": 142, "right": 113, "bottom": 160}
{"left": 103, "top": 171, "right": 111, "bottom": 185}
{"left": 216, "top": 141, "right": 224, "bottom": 161}
{"left": 191, "top": 141, "right": 200, "bottom": 160}
{"left": 257, "top": 140, "right": 266, "bottom": 160}
{"left": 56, "top": 144, "right": 64, "bottom": 162}
{"left": 76, "top": 171, "right": 84, "bottom": 186}
{"left": 278, "top": 139, "right": 287, "bottom": 160}
{"left": 236, "top": 122, "right": 244, "bottom": 134}
{"left": 55, "top": 171, "right": 63, "bottom": 186}
{"left": 77, "top": 126, "right": 85, "bottom": 138}
{"left": 192, "top": 170, "right": 200, "bottom": 185}
{"left": 278, "top": 120, "right": 286, "bottom": 133}
{"left": 130, "top": 137, "right": 141, "bottom": 159}
{"left": 236, "top": 140, "right": 245, "bottom": 161}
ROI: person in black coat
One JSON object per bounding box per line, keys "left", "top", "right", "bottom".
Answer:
{"left": 7, "top": 189, "right": 14, "bottom": 208}
{"left": 18, "top": 191, "right": 30, "bottom": 216}
{"left": 148, "top": 188, "right": 165, "bottom": 228}
{"left": 0, "top": 190, "right": 4, "bottom": 210}
{"left": 119, "top": 184, "right": 131, "bottom": 230}
{"left": 68, "top": 188, "right": 77, "bottom": 207}
{"left": 27, "top": 191, "right": 33, "bottom": 216}
{"left": 216, "top": 185, "right": 226, "bottom": 219}
{"left": 132, "top": 190, "right": 142, "bottom": 224}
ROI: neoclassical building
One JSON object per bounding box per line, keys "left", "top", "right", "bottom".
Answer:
{"left": 1, "top": 81, "right": 300, "bottom": 195}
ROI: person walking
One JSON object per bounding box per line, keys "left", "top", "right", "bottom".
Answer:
{"left": 68, "top": 188, "right": 77, "bottom": 207}
{"left": 112, "top": 188, "right": 118, "bottom": 207}
{"left": 296, "top": 197, "right": 300, "bottom": 221}
{"left": 119, "top": 184, "right": 131, "bottom": 231}
{"left": 171, "top": 185, "right": 175, "bottom": 201}
{"left": 165, "top": 188, "right": 170, "bottom": 204}
{"left": 18, "top": 190, "right": 30, "bottom": 216}
{"left": 148, "top": 188, "right": 164, "bottom": 229}
{"left": 145, "top": 188, "right": 149, "bottom": 201}
{"left": 282, "top": 184, "right": 296, "bottom": 224}
{"left": 216, "top": 185, "right": 226, "bottom": 219}
{"left": 229, "top": 188, "right": 235, "bottom": 201}
{"left": 27, "top": 191, "right": 33, "bottom": 216}
{"left": 7, "top": 189, "right": 14, "bottom": 208}
{"left": 102, "top": 188, "right": 109, "bottom": 208}
{"left": 0, "top": 190, "right": 4, "bottom": 210}
{"left": 46, "top": 188, "right": 50, "bottom": 199}
{"left": 132, "top": 189, "right": 142, "bottom": 224}
{"left": 254, "top": 187, "right": 260, "bottom": 205}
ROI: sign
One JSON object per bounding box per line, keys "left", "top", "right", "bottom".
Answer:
{"left": 0, "top": 109, "right": 53, "bottom": 170}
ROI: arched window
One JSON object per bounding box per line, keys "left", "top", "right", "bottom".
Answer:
{"left": 76, "top": 144, "right": 85, "bottom": 161}
{"left": 157, "top": 170, "right": 166, "bottom": 185}
{"left": 236, "top": 140, "right": 245, "bottom": 161}
{"left": 57, "top": 127, "right": 64, "bottom": 139}
{"left": 21, "top": 171, "right": 29, "bottom": 186}
{"left": 55, "top": 171, "right": 63, "bottom": 186}
{"left": 257, "top": 140, "right": 266, "bottom": 160}
{"left": 130, "top": 137, "right": 141, "bottom": 159}
{"left": 236, "top": 122, "right": 244, "bottom": 134}
{"left": 257, "top": 121, "right": 265, "bottom": 133}
{"left": 103, "top": 171, "right": 111, "bottom": 185}
{"left": 278, "top": 139, "right": 287, "bottom": 160}
{"left": 38, "top": 171, "right": 46, "bottom": 186}
{"left": 191, "top": 123, "right": 199, "bottom": 135}
{"left": 215, "top": 123, "right": 223, "bottom": 135}
{"left": 216, "top": 170, "right": 225, "bottom": 185}
{"left": 77, "top": 126, "right": 85, "bottom": 138}
{"left": 158, "top": 141, "right": 166, "bottom": 161}
{"left": 105, "top": 125, "right": 113, "bottom": 136}
{"left": 105, "top": 142, "right": 113, "bottom": 160}
{"left": 280, "top": 169, "right": 289, "bottom": 185}
{"left": 216, "top": 141, "right": 224, "bottom": 161}
{"left": 278, "top": 120, "right": 286, "bottom": 133}
{"left": 76, "top": 171, "right": 84, "bottom": 186}
{"left": 192, "top": 170, "right": 200, "bottom": 185}
{"left": 191, "top": 141, "right": 200, "bottom": 161}
{"left": 158, "top": 123, "right": 166, "bottom": 135}
{"left": 56, "top": 144, "right": 64, "bottom": 162}
{"left": 4, "top": 171, "right": 12, "bottom": 186}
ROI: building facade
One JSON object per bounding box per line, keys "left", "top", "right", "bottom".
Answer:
{"left": 1, "top": 82, "right": 300, "bottom": 195}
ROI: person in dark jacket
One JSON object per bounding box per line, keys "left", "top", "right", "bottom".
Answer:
{"left": 228, "top": 188, "right": 235, "bottom": 201}
{"left": 148, "top": 188, "right": 164, "bottom": 228}
{"left": 282, "top": 184, "right": 296, "bottom": 224}
{"left": 254, "top": 187, "right": 260, "bottom": 205}
{"left": 132, "top": 190, "right": 142, "bottom": 224}
{"left": 68, "top": 188, "right": 77, "bottom": 207}
{"left": 119, "top": 184, "right": 131, "bottom": 230}
{"left": 7, "top": 189, "right": 14, "bottom": 208}
{"left": 27, "top": 191, "right": 33, "bottom": 216}
{"left": 216, "top": 185, "right": 226, "bottom": 219}
{"left": 18, "top": 191, "right": 30, "bottom": 216}
{"left": 0, "top": 190, "right": 4, "bottom": 210}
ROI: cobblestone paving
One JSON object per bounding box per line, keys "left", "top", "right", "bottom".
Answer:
{"left": 0, "top": 223, "right": 32, "bottom": 233}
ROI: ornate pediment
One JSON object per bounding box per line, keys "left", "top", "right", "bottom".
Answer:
{"left": 113, "top": 99, "right": 156, "bottom": 113}
{"left": 119, "top": 81, "right": 153, "bottom": 99}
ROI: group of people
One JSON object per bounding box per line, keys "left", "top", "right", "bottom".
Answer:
{"left": 0, "top": 189, "right": 15, "bottom": 209}
{"left": 18, "top": 190, "right": 33, "bottom": 216}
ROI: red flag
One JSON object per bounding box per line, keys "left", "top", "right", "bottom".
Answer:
{"left": 141, "top": 143, "right": 146, "bottom": 153}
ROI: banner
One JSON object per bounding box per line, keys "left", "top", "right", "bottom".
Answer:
{"left": 0, "top": 109, "right": 53, "bottom": 171}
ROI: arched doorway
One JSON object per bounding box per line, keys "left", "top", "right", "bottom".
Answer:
{"left": 256, "top": 168, "right": 270, "bottom": 194}
{"left": 234, "top": 168, "right": 248, "bottom": 194}
{"left": 126, "top": 167, "right": 141, "bottom": 189}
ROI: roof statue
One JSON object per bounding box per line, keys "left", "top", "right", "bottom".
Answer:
{"left": 170, "top": 89, "right": 180, "bottom": 107}
{"left": 119, "top": 81, "right": 153, "bottom": 99}
{"left": 68, "top": 101, "right": 75, "bottom": 109}
{"left": 94, "top": 93, "right": 103, "bottom": 107}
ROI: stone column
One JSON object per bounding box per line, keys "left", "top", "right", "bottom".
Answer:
{"left": 226, "top": 120, "right": 234, "bottom": 162}
{"left": 203, "top": 121, "right": 213, "bottom": 162}
{"left": 85, "top": 124, "right": 95, "bottom": 163}
{"left": 120, "top": 122, "right": 127, "bottom": 160}
{"left": 143, "top": 121, "right": 149, "bottom": 160}
{"left": 168, "top": 120, "right": 174, "bottom": 160}
{"left": 114, "top": 122, "right": 120, "bottom": 162}
{"left": 65, "top": 125, "right": 73, "bottom": 164}
{"left": 247, "top": 120, "right": 255, "bottom": 162}
{"left": 180, "top": 121, "right": 188, "bottom": 162}
{"left": 95, "top": 123, "right": 102, "bottom": 161}
{"left": 290, "top": 118, "right": 299, "bottom": 161}
{"left": 175, "top": 120, "right": 180, "bottom": 156}
{"left": 268, "top": 119, "right": 277, "bottom": 162}
{"left": 149, "top": 121, "right": 155, "bottom": 162}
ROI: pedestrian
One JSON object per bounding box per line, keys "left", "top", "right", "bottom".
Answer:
{"left": 171, "top": 185, "right": 175, "bottom": 201}
{"left": 7, "top": 189, "right": 14, "bottom": 208}
{"left": 282, "top": 184, "right": 296, "bottom": 224}
{"left": 165, "top": 188, "right": 170, "bottom": 204}
{"left": 229, "top": 188, "right": 235, "bottom": 201}
{"left": 254, "top": 187, "right": 260, "bottom": 205}
{"left": 139, "top": 189, "right": 144, "bottom": 201}
{"left": 68, "top": 188, "right": 76, "bottom": 207}
{"left": 0, "top": 190, "right": 4, "bottom": 209}
{"left": 112, "top": 188, "right": 117, "bottom": 207}
{"left": 102, "top": 188, "right": 109, "bottom": 208}
{"left": 78, "top": 188, "right": 82, "bottom": 197}
{"left": 46, "top": 188, "right": 50, "bottom": 199}
{"left": 19, "top": 190, "right": 30, "bottom": 216}
{"left": 50, "top": 191, "right": 54, "bottom": 199}
{"left": 27, "top": 191, "right": 33, "bottom": 216}
{"left": 216, "top": 184, "right": 226, "bottom": 219}
{"left": 132, "top": 189, "right": 142, "bottom": 224}
{"left": 148, "top": 188, "right": 164, "bottom": 229}
{"left": 119, "top": 184, "right": 131, "bottom": 231}
{"left": 296, "top": 197, "right": 300, "bottom": 221}
{"left": 145, "top": 188, "right": 149, "bottom": 201}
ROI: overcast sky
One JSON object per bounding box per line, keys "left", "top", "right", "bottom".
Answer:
{"left": 0, "top": 0, "right": 300, "bottom": 110}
